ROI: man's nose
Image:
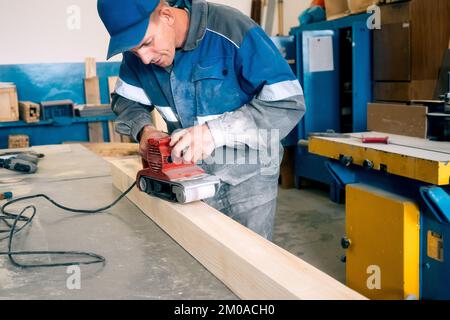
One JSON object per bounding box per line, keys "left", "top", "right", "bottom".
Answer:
{"left": 136, "top": 50, "right": 154, "bottom": 65}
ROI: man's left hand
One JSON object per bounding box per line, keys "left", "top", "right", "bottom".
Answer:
{"left": 169, "top": 124, "right": 215, "bottom": 164}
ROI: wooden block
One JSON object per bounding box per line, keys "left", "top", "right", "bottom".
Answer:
{"left": 19, "top": 101, "right": 40, "bottom": 123}
{"left": 0, "top": 83, "right": 19, "bottom": 122}
{"left": 324, "top": 0, "right": 349, "bottom": 21}
{"left": 347, "top": 0, "right": 378, "bottom": 14}
{"left": 279, "top": 146, "right": 295, "bottom": 189}
{"left": 109, "top": 157, "right": 367, "bottom": 300}
{"left": 8, "top": 134, "right": 29, "bottom": 149}
{"left": 108, "top": 76, "right": 119, "bottom": 103}
{"left": 84, "top": 77, "right": 101, "bottom": 105}
{"left": 367, "top": 103, "right": 428, "bottom": 138}
{"left": 88, "top": 122, "right": 105, "bottom": 143}
{"left": 85, "top": 57, "right": 97, "bottom": 78}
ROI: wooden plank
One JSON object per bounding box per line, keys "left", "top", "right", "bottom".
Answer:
{"left": 108, "top": 121, "right": 122, "bottom": 143}
{"left": 84, "top": 77, "right": 101, "bottom": 105}
{"left": 82, "top": 142, "right": 139, "bottom": 157}
{"left": 109, "top": 158, "right": 367, "bottom": 300}
{"left": 367, "top": 103, "right": 428, "bottom": 138}
{"left": 88, "top": 122, "right": 104, "bottom": 143}
{"left": 279, "top": 146, "right": 295, "bottom": 189}
{"left": 85, "top": 57, "right": 97, "bottom": 78}
{"left": 0, "top": 84, "right": 19, "bottom": 122}
{"left": 151, "top": 109, "right": 168, "bottom": 132}
{"left": 108, "top": 76, "right": 119, "bottom": 103}
{"left": 373, "top": 80, "right": 437, "bottom": 102}
{"left": 121, "top": 135, "right": 133, "bottom": 143}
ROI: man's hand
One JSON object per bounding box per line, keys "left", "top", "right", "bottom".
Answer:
{"left": 169, "top": 124, "right": 215, "bottom": 164}
{"left": 139, "top": 125, "right": 169, "bottom": 158}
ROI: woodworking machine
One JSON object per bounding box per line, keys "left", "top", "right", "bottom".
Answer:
{"left": 309, "top": 132, "right": 450, "bottom": 300}
{"left": 137, "top": 137, "right": 220, "bottom": 204}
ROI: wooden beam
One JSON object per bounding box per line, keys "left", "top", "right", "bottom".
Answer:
{"left": 108, "top": 76, "right": 119, "bottom": 103}
{"left": 82, "top": 142, "right": 139, "bottom": 157}
{"left": 88, "top": 122, "right": 104, "bottom": 143}
{"left": 84, "top": 77, "right": 101, "bottom": 105}
{"left": 85, "top": 57, "right": 97, "bottom": 78}
{"left": 108, "top": 121, "right": 122, "bottom": 143}
{"left": 109, "top": 158, "right": 367, "bottom": 300}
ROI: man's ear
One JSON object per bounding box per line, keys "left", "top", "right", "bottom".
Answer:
{"left": 159, "top": 6, "right": 175, "bottom": 26}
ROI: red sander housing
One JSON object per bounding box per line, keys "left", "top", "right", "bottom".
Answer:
{"left": 136, "top": 137, "right": 220, "bottom": 203}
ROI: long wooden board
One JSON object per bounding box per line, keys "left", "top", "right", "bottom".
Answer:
{"left": 109, "top": 158, "right": 366, "bottom": 300}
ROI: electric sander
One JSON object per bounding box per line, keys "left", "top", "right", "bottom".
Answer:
{"left": 136, "top": 137, "right": 220, "bottom": 204}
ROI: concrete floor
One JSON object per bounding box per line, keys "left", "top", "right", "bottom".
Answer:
{"left": 273, "top": 185, "right": 347, "bottom": 284}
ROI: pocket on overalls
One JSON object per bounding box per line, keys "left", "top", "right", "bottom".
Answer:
{"left": 192, "top": 57, "right": 243, "bottom": 124}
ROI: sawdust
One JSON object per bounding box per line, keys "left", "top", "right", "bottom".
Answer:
{"left": 0, "top": 259, "right": 18, "bottom": 290}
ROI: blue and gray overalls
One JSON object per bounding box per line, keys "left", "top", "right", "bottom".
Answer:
{"left": 111, "top": 0, "right": 306, "bottom": 240}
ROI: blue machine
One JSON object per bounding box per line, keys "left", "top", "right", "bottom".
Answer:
{"left": 0, "top": 62, "right": 120, "bottom": 148}
{"left": 290, "top": 14, "right": 372, "bottom": 189}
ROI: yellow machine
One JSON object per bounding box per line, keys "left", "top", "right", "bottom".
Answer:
{"left": 345, "top": 184, "right": 420, "bottom": 300}
{"left": 309, "top": 132, "right": 450, "bottom": 300}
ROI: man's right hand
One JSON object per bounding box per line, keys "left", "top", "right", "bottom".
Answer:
{"left": 139, "top": 125, "right": 169, "bottom": 158}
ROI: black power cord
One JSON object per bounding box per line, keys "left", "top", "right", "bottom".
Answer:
{"left": 0, "top": 182, "right": 136, "bottom": 269}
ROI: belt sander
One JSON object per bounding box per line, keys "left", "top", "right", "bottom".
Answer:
{"left": 137, "top": 137, "right": 220, "bottom": 203}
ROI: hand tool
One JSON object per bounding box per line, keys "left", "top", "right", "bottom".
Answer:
{"left": 0, "top": 192, "right": 12, "bottom": 200}
{"left": 137, "top": 137, "right": 220, "bottom": 204}
{"left": 0, "top": 151, "right": 44, "bottom": 174}
{"left": 0, "top": 157, "right": 38, "bottom": 174}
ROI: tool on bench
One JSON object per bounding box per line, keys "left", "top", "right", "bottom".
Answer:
{"left": 137, "top": 137, "right": 220, "bottom": 204}
{"left": 0, "top": 152, "right": 44, "bottom": 174}
{"left": 0, "top": 192, "right": 13, "bottom": 200}
{"left": 309, "top": 130, "right": 389, "bottom": 144}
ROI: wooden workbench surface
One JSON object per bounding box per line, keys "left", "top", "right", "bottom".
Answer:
{"left": 0, "top": 144, "right": 236, "bottom": 300}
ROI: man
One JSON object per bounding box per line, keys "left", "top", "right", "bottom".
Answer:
{"left": 98, "top": 0, "right": 306, "bottom": 240}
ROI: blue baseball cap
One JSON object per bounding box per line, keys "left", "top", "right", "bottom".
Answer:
{"left": 98, "top": 0, "right": 160, "bottom": 59}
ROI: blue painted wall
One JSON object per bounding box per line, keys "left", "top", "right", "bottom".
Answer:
{"left": 0, "top": 62, "right": 120, "bottom": 148}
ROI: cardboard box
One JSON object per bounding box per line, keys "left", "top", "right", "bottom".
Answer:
{"left": 8, "top": 135, "right": 29, "bottom": 149}
{"left": 325, "top": 0, "right": 349, "bottom": 21}
{"left": 0, "top": 83, "right": 19, "bottom": 122}
{"left": 19, "top": 101, "right": 40, "bottom": 123}
{"left": 348, "top": 0, "right": 379, "bottom": 14}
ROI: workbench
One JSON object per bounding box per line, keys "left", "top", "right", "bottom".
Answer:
{"left": 309, "top": 132, "right": 450, "bottom": 300}
{"left": 0, "top": 144, "right": 236, "bottom": 299}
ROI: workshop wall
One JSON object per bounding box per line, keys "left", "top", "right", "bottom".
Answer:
{"left": 0, "top": 0, "right": 308, "bottom": 65}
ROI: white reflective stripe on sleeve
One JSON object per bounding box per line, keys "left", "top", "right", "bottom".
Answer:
{"left": 115, "top": 78, "right": 152, "bottom": 105}
{"left": 197, "top": 114, "right": 222, "bottom": 125}
{"left": 155, "top": 106, "right": 178, "bottom": 122}
{"left": 257, "top": 80, "right": 304, "bottom": 101}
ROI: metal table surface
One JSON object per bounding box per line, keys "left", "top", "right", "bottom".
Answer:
{"left": 0, "top": 144, "right": 236, "bottom": 299}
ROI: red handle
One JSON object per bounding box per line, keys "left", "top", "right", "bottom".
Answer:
{"left": 361, "top": 137, "right": 389, "bottom": 144}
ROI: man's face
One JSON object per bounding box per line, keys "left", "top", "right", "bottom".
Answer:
{"left": 131, "top": 7, "right": 176, "bottom": 67}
